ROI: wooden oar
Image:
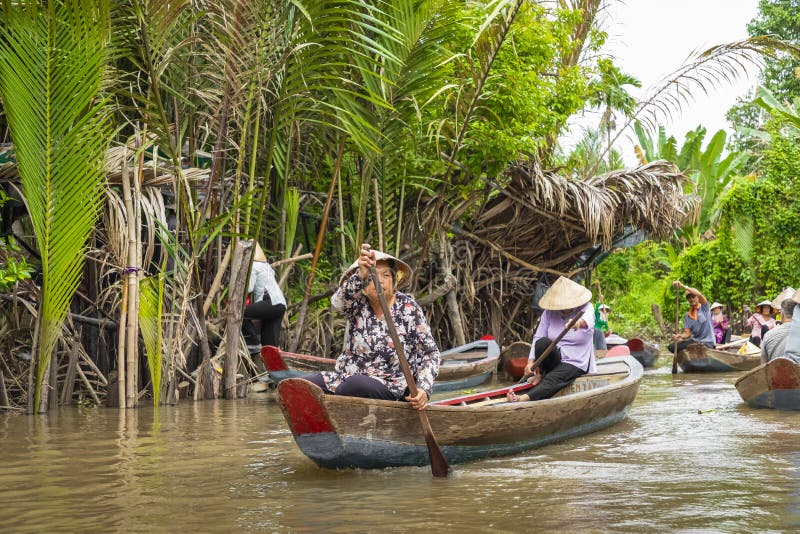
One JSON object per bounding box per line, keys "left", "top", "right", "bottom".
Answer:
{"left": 672, "top": 289, "right": 680, "bottom": 374}
{"left": 519, "top": 311, "right": 584, "bottom": 383}
{"left": 368, "top": 266, "right": 451, "bottom": 478}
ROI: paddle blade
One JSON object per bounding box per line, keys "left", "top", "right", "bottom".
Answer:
{"left": 424, "top": 432, "right": 451, "bottom": 478}
{"left": 672, "top": 351, "right": 679, "bottom": 374}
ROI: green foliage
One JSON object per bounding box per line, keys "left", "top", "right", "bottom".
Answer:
{"left": 0, "top": 0, "right": 112, "bottom": 410}
{"left": 593, "top": 242, "right": 672, "bottom": 340}
{"left": 670, "top": 240, "right": 753, "bottom": 315}
{"left": 139, "top": 275, "right": 164, "bottom": 407}
{"left": 0, "top": 255, "right": 32, "bottom": 290}
{"left": 726, "top": 0, "right": 800, "bottom": 156}
{"left": 634, "top": 122, "right": 745, "bottom": 245}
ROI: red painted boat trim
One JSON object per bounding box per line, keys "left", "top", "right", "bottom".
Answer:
{"left": 504, "top": 357, "right": 527, "bottom": 379}
{"left": 433, "top": 381, "right": 534, "bottom": 406}
{"left": 278, "top": 380, "right": 335, "bottom": 435}
{"left": 261, "top": 345, "right": 289, "bottom": 371}
{"left": 770, "top": 359, "right": 800, "bottom": 389}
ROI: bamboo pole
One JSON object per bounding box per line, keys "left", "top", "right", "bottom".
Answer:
{"left": 0, "top": 369, "right": 9, "bottom": 409}
{"left": 60, "top": 342, "right": 79, "bottom": 404}
{"left": 289, "top": 138, "right": 345, "bottom": 352}
{"left": 116, "top": 278, "right": 128, "bottom": 408}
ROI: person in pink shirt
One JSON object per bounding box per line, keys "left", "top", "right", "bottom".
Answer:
{"left": 746, "top": 299, "right": 776, "bottom": 347}
{"left": 507, "top": 276, "right": 595, "bottom": 402}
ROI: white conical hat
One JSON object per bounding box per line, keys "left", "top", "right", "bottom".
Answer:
{"left": 537, "top": 276, "right": 592, "bottom": 311}
{"left": 253, "top": 241, "right": 267, "bottom": 263}
{"left": 756, "top": 299, "right": 773, "bottom": 308}
{"left": 339, "top": 250, "right": 412, "bottom": 289}
{"left": 710, "top": 302, "right": 723, "bottom": 310}
{"left": 772, "top": 287, "right": 796, "bottom": 309}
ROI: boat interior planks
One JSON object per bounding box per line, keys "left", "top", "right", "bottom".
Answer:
{"left": 677, "top": 343, "right": 761, "bottom": 373}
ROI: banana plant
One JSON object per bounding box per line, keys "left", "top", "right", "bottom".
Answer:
{"left": 634, "top": 122, "right": 746, "bottom": 246}
{"left": 0, "top": 0, "right": 112, "bottom": 412}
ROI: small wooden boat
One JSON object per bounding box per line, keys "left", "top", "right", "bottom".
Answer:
{"left": 436, "top": 338, "right": 500, "bottom": 391}
{"left": 626, "top": 338, "right": 659, "bottom": 368}
{"left": 498, "top": 341, "right": 531, "bottom": 380}
{"left": 735, "top": 357, "right": 800, "bottom": 410}
{"left": 276, "top": 356, "right": 643, "bottom": 470}
{"left": 677, "top": 342, "right": 761, "bottom": 373}
{"left": 261, "top": 338, "right": 500, "bottom": 393}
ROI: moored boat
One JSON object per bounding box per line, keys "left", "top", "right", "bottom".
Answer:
{"left": 435, "top": 338, "right": 500, "bottom": 391}
{"left": 626, "top": 338, "right": 659, "bottom": 368}
{"left": 261, "top": 338, "right": 500, "bottom": 393}
{"left": 735, "top": 357, "right": 800, "bottom": 410}
{"left": 276, "top": 356, "right": 643, "bottom": 470}
{"left": 677, "top": 343, "right": 761, "bottom": 373}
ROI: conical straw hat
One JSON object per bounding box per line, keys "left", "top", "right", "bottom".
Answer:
{"left": 710, "top": 302, "right": 723, "bottom": 310}
{"left": 772, "top": 287, "right": 796, "bottom": 309}
{"left": 537, "top": 276, "right": 592, "bottom": 311}
{"left": 756, "top": 299, "right": 773, "bottom": 308}
{"left": 253, "top": 241, "right": 267, "bottom": 263}
{"left": 339, "top": 250, "right": 412, "bottom": 289}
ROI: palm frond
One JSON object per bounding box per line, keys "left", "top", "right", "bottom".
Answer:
{"left": 600, "top": 36, "right": 800, "bottom": 166}
{"left": 139, "top": 274, "right": 164, "bottom": 406}
{"left": 0, "top": 0, "right": 112, "bottom": 410}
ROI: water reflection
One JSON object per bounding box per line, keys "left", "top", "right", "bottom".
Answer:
{"left": 0, "top": 363, "right": 799, "bottom": 532}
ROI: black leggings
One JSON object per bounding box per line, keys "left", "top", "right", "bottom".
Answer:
{"left": 243, "top": 300, "right": 286, "bottom": 347}
{"left": 304, "top": 372, "right": 399, "bottom": 401}
{"left": 525, "top": 337, "right": 587, "bottom": 400}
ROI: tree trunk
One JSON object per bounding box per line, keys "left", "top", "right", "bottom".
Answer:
{"left": 223, "top": 239, "right": 252, "bottom": 399}
{"left": 651, "top": 303, "right": 667, "bottom": 335}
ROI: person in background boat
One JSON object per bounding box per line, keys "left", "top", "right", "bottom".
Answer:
{"left": 746, "top": 299, "right": 776, "bottom": 347}
{"left": 667, "top": 281, "right": 716, "bottom": 354}
{"left": 593, "top": 303, "right": 610, "bottom": 350}
{"left": 303, "top": 244, "right": 440, "bottom": 410}
{"left": 771, "top": 287, "right": 796, "bottom": 323}
{"left": 242, "top": 242, "right": 287, "bottom": 351}
{"left": 507, "top": 276, "right": 595, "bottom": 403}
{"left": 761, "top": 298, "right": 797, "bottom": 363}
{"left": 710, "top": 302, "right": 731, "bottom": 345}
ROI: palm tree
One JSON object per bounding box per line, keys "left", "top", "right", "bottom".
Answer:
{"left": 0, "top": 0, "right": 112, "bottom": 412}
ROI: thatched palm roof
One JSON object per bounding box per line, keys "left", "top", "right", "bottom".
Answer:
{"left": 459, "top": 160, "right": 697, "bottom": 277}
{"left": 419, "top": 160, "right": 699, "bottom": 348}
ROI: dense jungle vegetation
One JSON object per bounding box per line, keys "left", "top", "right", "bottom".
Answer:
{"left": 0, "top": 0, "right": 798, "bottom": 412}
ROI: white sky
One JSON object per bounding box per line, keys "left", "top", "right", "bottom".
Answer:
{"left": 565, "top": 0, "right": 762, "bottom": 165}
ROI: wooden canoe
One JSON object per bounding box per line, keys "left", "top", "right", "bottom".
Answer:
{"left": 677, "top": 343, "right": 761, "bottom": 372}
{"left": 435, "top": 338, "right": 500, "bottom": 391}
{"left": 261, "top": 338, "right": 500, "bottom": 393}
{"left": 499, "top": 341, "right": 531, "bottom": 380}
{"left": 276, "top": 356, "right": 643, "bottom": 470}
{"left": 735, "top": 357, "right": 800, "bottom": 410}
{"left": 626, "top": 338, "right": 659, "bottom": 368}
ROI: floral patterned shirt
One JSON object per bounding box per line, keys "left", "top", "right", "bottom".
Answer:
{"left": 321, "top": 273, "right": 440, "bottom": 398}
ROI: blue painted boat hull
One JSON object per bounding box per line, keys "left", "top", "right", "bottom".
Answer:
{"left": 294, "top": 409, "right": 631, "bottom": 469}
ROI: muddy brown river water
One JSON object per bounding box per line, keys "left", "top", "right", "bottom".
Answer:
{"left": 1, "top": 358, "right": 799, "bottom": 532}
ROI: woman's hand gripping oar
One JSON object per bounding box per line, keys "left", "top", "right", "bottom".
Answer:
{"left": 518, "top": 311, "right": 584, "bottom": 384}
{"left": 368, "top": 266, "right": 451, "bottom": 478}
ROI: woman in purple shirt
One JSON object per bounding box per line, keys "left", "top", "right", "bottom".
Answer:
{"left": 507, "top": 276, "right": 596, "bottom": 402}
